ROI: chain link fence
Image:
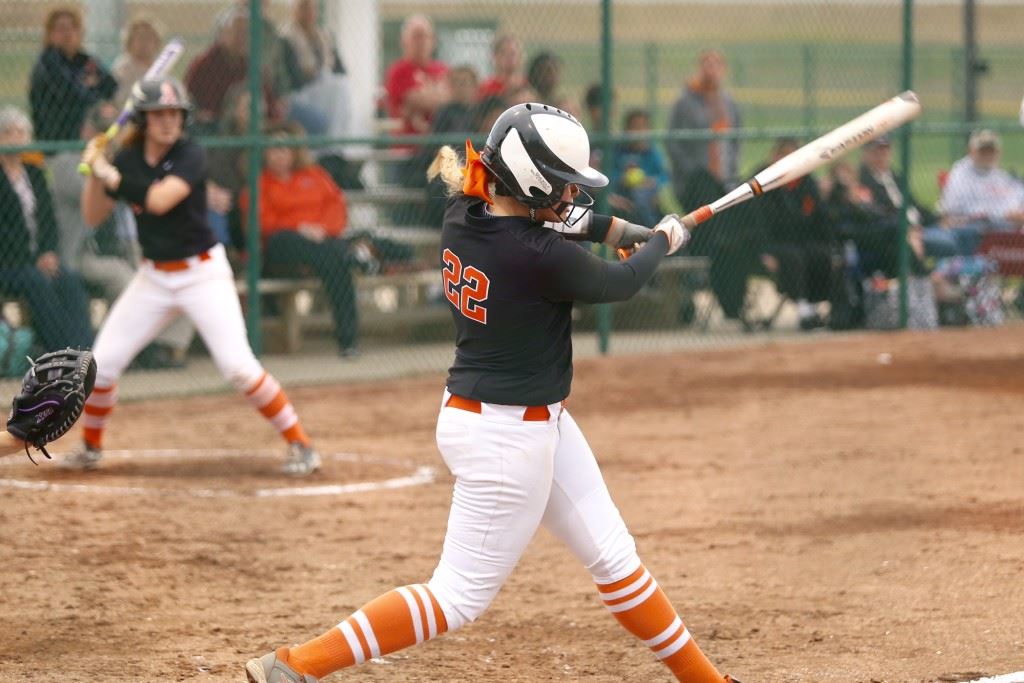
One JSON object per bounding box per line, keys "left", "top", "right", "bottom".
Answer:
{"left": 0, "top": 0, "right": 1021, "bottom": 399}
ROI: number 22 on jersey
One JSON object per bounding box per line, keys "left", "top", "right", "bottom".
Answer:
{"left": 442, "top": 248, "right": 491, "bottom": 324}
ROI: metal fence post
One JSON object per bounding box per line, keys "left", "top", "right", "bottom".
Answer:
{"left": 246, "top": 0, "right": 264, "bottom": 354}
{"left": 596, "top": 0, "right": 613, "bottom": 354}
{"left": 898, "top": 0, "right": 914, "bottom": 328}
{"left": 802, "top": 43, "right": 816, "bottom": 130}
{"left": 645, "top": 42, "right": 659, "bottom": 125}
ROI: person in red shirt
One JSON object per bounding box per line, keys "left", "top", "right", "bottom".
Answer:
{"left": 240, "top": 123, "right": 359, "bottom": 355}
{"left": 384, "top": 14, "right": 449, "bottom": 139}
{"left": 184, "top": 11, "right": 249, "bottom": 131}
{"left": 477, "top": 33, "right": 525, "bottom": 100}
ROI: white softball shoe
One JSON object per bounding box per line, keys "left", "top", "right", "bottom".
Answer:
{"left": 245, "top": 651, "right": 319, "bottom": 683}
{"left": 58, "top": 443, "right": 102, "bottom": 471}
{"left": 282, "top": 443, "right": 321, "bottom": 477}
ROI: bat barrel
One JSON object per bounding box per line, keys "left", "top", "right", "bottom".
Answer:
{"left": 753, "top": 90, "right": 922, "bottom": 193}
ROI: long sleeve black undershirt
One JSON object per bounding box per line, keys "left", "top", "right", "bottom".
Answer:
{"left": 538, "top": 231, "right": 669, "bottom": 304}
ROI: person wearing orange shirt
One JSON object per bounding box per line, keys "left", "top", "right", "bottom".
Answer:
{"left": 241, "top": 123, "right": 358, "bottom": 355}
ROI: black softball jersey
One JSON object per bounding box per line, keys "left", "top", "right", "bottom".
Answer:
{"left": 112, "top": 138, "right": 218, "bottom": 262}
{"left": 441, "top": 195, "right": 669, "bottom": 406}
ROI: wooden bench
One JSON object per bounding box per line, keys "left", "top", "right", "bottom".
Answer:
{"left": 236, "top": 267, "right": 448, "bottom": 353}
{"left": 236, "top": 278, "right": 320, "bottom": 354}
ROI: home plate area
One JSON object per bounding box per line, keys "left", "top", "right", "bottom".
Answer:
{"left": 0, "top": 449, "right": 436, "bottom": 498}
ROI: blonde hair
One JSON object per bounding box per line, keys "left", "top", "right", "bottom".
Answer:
{"left": 426, "top": 145, "right": 465, "bottom": 196}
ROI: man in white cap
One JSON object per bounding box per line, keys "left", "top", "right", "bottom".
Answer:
{"left": 935, "top": 129, "right": 1024, "bottom": 255}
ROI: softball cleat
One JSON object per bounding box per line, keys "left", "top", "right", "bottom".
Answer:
{"left": 282, "top": 443, "right": 321, "bottom": 477}
{"left": 58, "top": 443, "right": 102, "bottom": 471}
{"left": 245, "top": 650, "right": 319, "bottom": 683}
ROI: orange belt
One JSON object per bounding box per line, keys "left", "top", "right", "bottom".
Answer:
{"left": 445, "top": 394, "right": 552, "bottom": 422}
{"left": 150, "top": 249, "right": 213, "bottom": 272}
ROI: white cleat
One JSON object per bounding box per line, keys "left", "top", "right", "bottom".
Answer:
{"left": 282, "top": 443, "right": 321, "bottom": 477}
{"left": 58, "top": 443, "right": 102, "bottom": 471}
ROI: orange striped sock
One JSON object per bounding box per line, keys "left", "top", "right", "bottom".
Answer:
{"left": 597, "top": 565, "right": 724, "bottom": 682}
{"left": 244, "top": 372, "right": 311, "bottom": 447}
{"left": 286, "top": 584, "right": 448, "bottom": 679}
{"left": 81, "top": 384, "right": 118, "bottom": 448}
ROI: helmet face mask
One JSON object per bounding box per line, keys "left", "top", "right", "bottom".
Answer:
{"left": 481, "top": 102, "right": 608, "bottom": 224}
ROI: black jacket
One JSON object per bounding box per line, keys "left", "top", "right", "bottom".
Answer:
{"left": 858, "top": 165, "right": 936, "bottom": 226}
{"left": 29, "top": 47, "right": 118, "bottom": 142}
{"left": 0, "top": 164, "right": 59, "bottom": 268}
{"left": 762, "top": 173, "right": 833, "bottom": 245}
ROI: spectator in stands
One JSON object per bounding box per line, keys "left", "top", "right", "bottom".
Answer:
{"left": 857, "top": 136, "right": 950, "bottom": 260}
{"left": 280, "top": 0, "right": 350, "bottom": 140}
{"left": 0, "top": 106, "right": 93, "bottom": 350}
{"left": 215, "top": 0, "right": 292, "bottom": 104}
{"left": 478, "top": 34, "right": 525, "bottom": 100}
{"left": 384, "top": 14, "right": 450, "bottom": 139}
{"left": 527, "top": 52, "right": 576, "bottom": 114}
{"left": 111, "top": 16, "right": 163, "bottom": 108}
{"left": 580, "top": 83, "right": 615, "bottom": 179}
{"left": 29, "top": 6, "right": 117, "bottom": 144}
{"left": 475, "top": 95, "right": 509, "bottom": 136}
{"left": 584, "top": 83, "right": 607, "bottom": 131}
{"left": 938, "top": 129, "right": 1024, "bottom": 252}
{"left": 421, "top": 66, "right": 482, "bottom": 227}
{"left": 207, "top": 84, "right": 259, "bottom": 249}
{"left": 49, "top": 106, "right": 193, "bottom": 368}
{"left": 666, "top": 49, "right": 742, "bottom": 208}
{"left": 185, "top": 9, "right": 253, "bottom": 133}
{"left": 608, "top": 108, "right": 669, "bottom": 228}
{"left": 759, "top": 138, "right": 837, "bottom": 331}
{"left": 504, "top": 82, "right": 537, "bottom": 104}
{"left": 432, "top": 65, "right": 480, "bottom": 135}
{"left": 826, "top": 159, "right": 927, "bottom": 278}
{"left": 239, "top": 123, "right": 359, "bottom": 356}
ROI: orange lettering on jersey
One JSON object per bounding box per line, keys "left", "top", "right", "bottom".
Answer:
{"left": 460, "top": 266, "right": 490, "bottom": 324}
{"left": 441, "top": 248, "right": 491, "bottom": 325}
{"left": 441, "top": 248, "right": 462, "bottom": 309}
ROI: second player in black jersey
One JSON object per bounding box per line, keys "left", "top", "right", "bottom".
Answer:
{"left": 70, "top": 76, "right": 320, "bottom": 476}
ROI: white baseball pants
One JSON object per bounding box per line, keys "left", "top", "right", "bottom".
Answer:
{"left": 91, "top": 244, "right": 264, "bottom": 390}
{"left": 429, "top": 390, "right": 640, "bottom": 631}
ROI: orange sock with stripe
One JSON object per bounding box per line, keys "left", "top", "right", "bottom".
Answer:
{"left": 597, "top": 565, "right": 724, "bottom": 682}
{"left": 244, "top": 372, "right": 310, "bottom": 446}
{"left": 284, "top": 584, "right": 448, "bottom": 678}
{"left": 82, "top": 384, "right": 117, "bottom": 448}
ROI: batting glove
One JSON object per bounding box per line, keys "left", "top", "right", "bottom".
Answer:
{"left": 653, "top": 214, "right": 690, "bottom": 255}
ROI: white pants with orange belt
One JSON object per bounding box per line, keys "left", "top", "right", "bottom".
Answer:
{"left": 429, "top": 389, "right": 640, "bottom": 630}
{"left": 83, "top": 244, "right": 308, "bottom": 449}
{"left": 91, "top": 244, "right": 261, "bottom": 387}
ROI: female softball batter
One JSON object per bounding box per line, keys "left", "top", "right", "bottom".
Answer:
{"left": 69, "top": 76, "right": 320, "bottom": 476}
{"left": 247, "top": 103, "right": 742, "bottom": 682}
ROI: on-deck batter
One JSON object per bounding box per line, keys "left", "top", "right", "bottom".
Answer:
{"left": 68, "top": 77, "right": 320, "bottom": 476}
{"left": 246, "top": 103, "right": 743, "bottom": 682}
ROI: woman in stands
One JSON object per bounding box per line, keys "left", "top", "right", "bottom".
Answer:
{"left": 240, "top": 122, "right": 360, "bottom": 357}
{"left": 70, "top": 77, "right": 320, "bottom": 476}
{"left": 0, "top": 105, "right": 93, "bottom": 351}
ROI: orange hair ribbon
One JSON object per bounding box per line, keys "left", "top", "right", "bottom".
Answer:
{"left": 461, "top": 139, "right": 493, "bottom": 205}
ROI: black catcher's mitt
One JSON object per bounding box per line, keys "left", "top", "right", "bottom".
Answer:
{"left": 7, "top": 348, "right": 97, "bottom": 464}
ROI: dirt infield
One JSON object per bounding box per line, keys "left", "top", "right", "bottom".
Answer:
{"left": 1, "top": 327, "right": 1022, "bottom": 683}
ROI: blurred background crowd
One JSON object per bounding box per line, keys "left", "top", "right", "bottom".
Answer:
{"left": 0, "top": 0, "right": 1021, "bottom": 387}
